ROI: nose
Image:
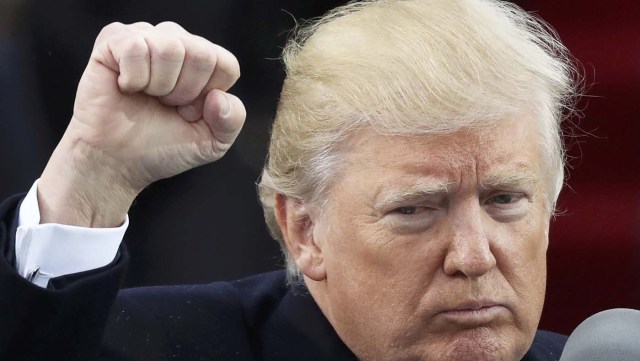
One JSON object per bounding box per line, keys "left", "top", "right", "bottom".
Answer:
{"left": 443, "top": 204, "right": 496, "bottom": 278}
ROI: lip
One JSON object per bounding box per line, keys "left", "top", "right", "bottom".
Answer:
{"left": 437, "top": 302, "right": 508, "bottom": 326}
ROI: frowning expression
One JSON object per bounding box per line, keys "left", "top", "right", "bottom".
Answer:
{"left": 305, "top": 116, "right": 551, "bottom": 361}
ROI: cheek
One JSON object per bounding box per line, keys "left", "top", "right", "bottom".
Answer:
{"left": 321, "top": 219, "right": 396, "bottom": 284}
{"left": 519, "top": 214, "right": 549, "bottom": 278}
{"left": 322, "top": 218, "right": 446, "bottom": 329}
{"left": 524, "top": 219, "right": 548, "bottom": 309}
{"left": 494, "top": 213, "right": 548, "bottom": 324}
{"left": 324, "top": 218, "right": 441, "bottom": 284}
{"left": 494, "top": 211, "right": 548, "bottom": 272}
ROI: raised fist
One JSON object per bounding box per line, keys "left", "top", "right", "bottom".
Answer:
{"left": 38, "top": 22, "right": 246, "bottom": 227}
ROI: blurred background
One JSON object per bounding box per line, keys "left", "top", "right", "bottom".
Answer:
{"left": 0, "top": 0, "right": 638, "bottom": 335}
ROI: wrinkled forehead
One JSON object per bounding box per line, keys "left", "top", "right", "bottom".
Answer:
{"left": 337, "top": 116, "right": 547, "bottom": 190}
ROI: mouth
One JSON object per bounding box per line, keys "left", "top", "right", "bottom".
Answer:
{"left": 437, "top": 302, "right": 509, "bottom": 326}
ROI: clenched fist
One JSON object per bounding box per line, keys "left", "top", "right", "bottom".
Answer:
{"left": 38, "top": 22, "right": 246, "bottom": 227}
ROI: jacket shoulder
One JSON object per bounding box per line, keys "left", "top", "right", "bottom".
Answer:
{"left": 101, "top": 270, "right": 288, "bottom": 361}
{"left": 522, "top": 330, "right": 568, "bottom": 361}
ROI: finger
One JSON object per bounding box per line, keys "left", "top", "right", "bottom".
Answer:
{"left": 202, "top": 89, "right": 246, "bottom": 147}
{"left": 160, "top": 34, "right": 217, "bottom": 106}
{"left": 95, "top": 23, "right": 151, "bottom": 93}
{"left": 141, "top": 27, "right": 186, "bottom": 97}
{"left": 129, "top": 21, "right": 154, "bottom": 31}
{"left": 177, "top": 95, "right": 205, "bottom": 122}
{"left": 203, "top": 43, "right": 241, "bottom": 93}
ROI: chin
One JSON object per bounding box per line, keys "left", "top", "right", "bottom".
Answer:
{"left": 390, "top": 328, "right": 528, "bottom": 361}
{"left": 432, "top": 327, "right": 526, "bottom": 361}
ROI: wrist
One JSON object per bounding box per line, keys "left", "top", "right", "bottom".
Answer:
{"left": 38, "top": 135, "right": 139, "bottom": 228}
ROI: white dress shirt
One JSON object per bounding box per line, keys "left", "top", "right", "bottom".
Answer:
{"left": 16, "top": 180, "right": 127, "bottom": 288}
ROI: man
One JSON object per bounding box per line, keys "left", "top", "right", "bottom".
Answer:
{"left": 0, "top": 0, "right": 578, "bottom": 360}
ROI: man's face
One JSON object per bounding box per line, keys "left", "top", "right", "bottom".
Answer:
{"left": 306, "top": 116, "right": 550, "bottom": 361}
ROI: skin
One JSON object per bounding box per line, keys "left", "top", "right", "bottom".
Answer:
{"left": 276, "top": 118, "right": 551, "bottom": 361}
{"left": 38, "top": 22, "right": 246, "bottom": 227}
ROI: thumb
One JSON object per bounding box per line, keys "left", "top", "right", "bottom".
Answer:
{"left": 201, "top": 89, "right": 246, "bottom": 147}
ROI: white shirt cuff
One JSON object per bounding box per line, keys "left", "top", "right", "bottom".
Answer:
{"left": 16, "top": 180, "right": 128, "bottom": 288}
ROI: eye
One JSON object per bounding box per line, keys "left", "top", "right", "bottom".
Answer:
{"left": 484, "top": 192, "right": 530, "bottom": 221}
{"left": 395, "top": 206, "right": 418, "bottom": 215}
{"left": 491, "top": 194, "right": 518, "bottom": 205}
{"left": 386, "top": 205, "right": 437, "bottom": 233}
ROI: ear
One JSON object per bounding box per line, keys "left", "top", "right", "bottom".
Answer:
{"left": 274, "top": 193, "right": 326, "bottom": 281}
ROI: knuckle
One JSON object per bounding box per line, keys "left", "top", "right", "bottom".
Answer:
{"left": 123, "top": 36, "right": 149, "bottom": 56}
{"left": 130, "top": 21, "right": 154, "bottom": 30}
{"left": 188, "top": 45, "right": 217, "bottom": 72}
{"left": 101, "top": 21, "right": 125, "bottom": 34}
{"left": 154, "top": 38, "right": 185, "bottom": 62}
{"left": 156, "top": 21, "right": 184, "bottom": 31}
{"left": 97, "top": 22, "right": 125, "bottom": 42}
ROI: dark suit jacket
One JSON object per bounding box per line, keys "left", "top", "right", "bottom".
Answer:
{"left": 0, "top": 194, "right": 567, "bottom": 360}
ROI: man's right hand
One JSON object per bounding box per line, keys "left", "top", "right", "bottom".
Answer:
{"left": 37, "top": 22, "right": 246, "bottom": 228}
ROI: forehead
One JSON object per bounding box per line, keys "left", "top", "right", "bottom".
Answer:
{"left": 340, "top": 117, "right": 544, "bottom": 188}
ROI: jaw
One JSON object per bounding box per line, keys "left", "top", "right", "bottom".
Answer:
{"left": 307, "top": 281, "right": 532, "bottom": 361}
{"left": 359, "top": 326, "right": 528, "bottom": 361}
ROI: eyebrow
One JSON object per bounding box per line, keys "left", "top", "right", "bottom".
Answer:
{"left": 374, "top": 180, "right": 452, "bottom": 209}
{"left": 479, "top": 170, "right": 540, "bottom": 191}
{"left": 374, "top": 170, "right": 541, "bottom": 209}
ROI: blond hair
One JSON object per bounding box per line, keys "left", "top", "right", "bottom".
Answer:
{"left": 258, "top": 0, "right": 579, "bottom": 283}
